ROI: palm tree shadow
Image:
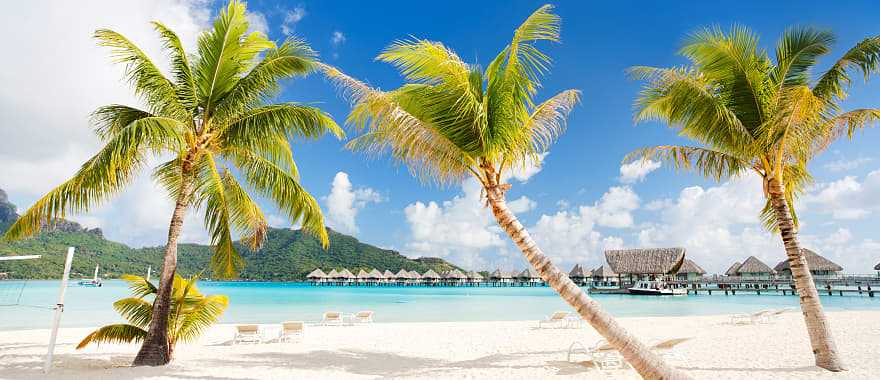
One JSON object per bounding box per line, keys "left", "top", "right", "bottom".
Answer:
{"left": 679, "top": 365, "right": 820, "bottom": 373}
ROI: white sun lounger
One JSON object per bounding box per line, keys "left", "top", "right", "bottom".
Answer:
{"left": 567, "top": 339, "right": 625, "bottom": 371}
{"left": 538, "top": 311, "right": 571, "bottom": 329}
{"left": 233, "top": 324, "right": 263, "bottom": 344}
{"left": 279, "top": 321, "right": 305, "bottom": 342}
{"left": 322, "top": 311, "right": 344, "bottom": 326}
{"left": 353, "top": 311, "right": 374, "bottom": 323}
{"left": 730, "top": 310, "right": 771, "bottom": 325}
{"left": 650, "top": 337, "right": 692, "bottom": 361}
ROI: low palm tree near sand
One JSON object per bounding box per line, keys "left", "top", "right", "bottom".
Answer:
{"left": 4, "top": 0, "right": 341, "bottom": 366}
{"left": 322, "top": 5, "right": 687, "bottom": 379}
{"left": 627, "top": 25, "right": 880, "bottom": 371}
{"left": 77, "top": 274, "right": 227, "bottom": 359}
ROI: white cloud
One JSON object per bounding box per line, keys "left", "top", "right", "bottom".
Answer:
{"left": 506, "top": 153, "right": 548, "bottom": 183}
{"left": 325, "top": 172, "right": 382, "bottom": 235}
{"left": 245, "top": 10, "right": 269, "bottom": 35}
{"left": 588, "top": 186, "right": 640, "bottom": 228}
{"left": 331, "top": 31, "right": 346, "bottom": 46}
{"left": 281, "top": 5, "right": 306, "bottom": 36}
{"left": 619, "top": 160, "right": 661, "bottom": 184}
{"left": 0, "top": 0, "right": 212, "bottom": 247}
{"left": 823, "top": 157, "right": 873, "bottom": 172}
{"left": 802, "top": 170, "right": 880, "bottom": 220}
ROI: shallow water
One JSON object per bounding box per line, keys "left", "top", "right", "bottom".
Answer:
{"left": 1, "top": 280, "right": 878, "bottom": 330}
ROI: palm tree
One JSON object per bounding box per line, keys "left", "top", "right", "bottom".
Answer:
{"left": 77, "top": 274, "right": 227, "bottom": 359}
{"left": 3, "top": 0, "right": 341, "bottom": 366}
{"left": 627, "top": 25, "right": 880, "bottom": 371}
{"left": 322, "top": 5, "right": 687, "bottom": 379}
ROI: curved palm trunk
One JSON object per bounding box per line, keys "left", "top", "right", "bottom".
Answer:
{"left": 767, "top": 179, "right": 844, "bottom": 371}
{"left": 485, "top": 181, "right": 689, "bottom": 380}
{"left": 133, "top": 180, "right": 193, "bottom": 366}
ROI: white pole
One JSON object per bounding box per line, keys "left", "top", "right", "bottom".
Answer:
{"left": 44, "top": 247, "right": 74, "bottom": 373}
{"left": 146, "top": 265, "right": 151, "bottom": 282}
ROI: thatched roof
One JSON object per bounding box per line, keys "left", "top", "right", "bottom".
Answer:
{"left": 569, "top": 264, "right": 587, "bottom": 278}
{"left": 875, "top": 262, "right": 880, "bottom": 270}
{"left": 445, "top": 269, "right": 467, "bottom": 279}
{"left": 676, "top": 259, "right": 706, "bottom": 275}
{"left": 591, "top": 264, "right": 616, "bottom": 277}
{"left": 466, "top": 271, "right": 484, "bottom": 280}
{"left": 368, "top": 269, "right": 383, "bottom": 279}
{"left": 604, "top": 248, "right": 685, "bottom": 275}
{"left": 327, "top": 269, "right": 340, "bottom": 278}
{"left": 408, "top": 270, "right": 422, "bottom": 279}
{"left": 724, "top": 262, "right": 741, "bottom": 276}
{"left": 383, "top": 270, "right": 396, "bottom": 278}
{"left": 357, "top": 269, "right": 370, "bottom": 279}
{"left": 517, "top": 267, "right": 541, "bottom": 279}
{"left": 338, "top": 268, "right": 355, "bottom": 279}
{"left": 490, "top": 268, "right": 512, "bottom": 279}
{"left": 306, "top": 268, "right": 327, "bottom": 279}
{"left": 422, "top": 269, "right": 441, "bottom": 279}
{"left": 737, "top": 256, "right": 775, "bottom": 274}
{"left": 394, "top": 269, "right": 410, "bottom": 279}
{"left": 774, "top": 249, "right": 843, "bottom": 272}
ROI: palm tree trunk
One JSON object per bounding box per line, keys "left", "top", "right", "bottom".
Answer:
{"left": 767, "top": 178, "right": 844, "bottom": 371}
{"left": 133, "top": 179, "right": 193, "bottom": 366}
{"left": 485, "top": 182, "right": 689, "bottom": 380}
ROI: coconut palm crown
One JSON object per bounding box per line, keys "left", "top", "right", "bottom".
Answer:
{"left": 626, "top": 25, "right": 880, "bottom": 371}
{"left": 4, "top": 0, "right": 341, "bottom": 276}
{"left": 323, "top": 5, "right": 688, "bottom": 379}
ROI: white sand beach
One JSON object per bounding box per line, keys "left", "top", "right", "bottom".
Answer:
{"left": 1, "top": 310, "right": 878, "bottom": 379}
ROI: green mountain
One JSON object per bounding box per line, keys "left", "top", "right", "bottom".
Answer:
{"left": 0, "top": 189, "right": 460, "bottom": 280}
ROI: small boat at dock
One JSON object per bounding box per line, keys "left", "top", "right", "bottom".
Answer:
{"left": 78, "top": 264, "right": 102, "bottom": 287}
{"left": 628, "top": 280, "right": 685, "bottom": 296}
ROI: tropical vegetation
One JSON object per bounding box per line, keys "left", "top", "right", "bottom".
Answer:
{"left": 321, "top": 5, "right": 686, "bottom": 379}
{"left": 627, "top": 25, "right": 880, "bottom": 371}
{"left": 2, "top": 0, "right": 341, "bottom": 366}
{"left": 77, "top": 274, "right": 228, "bottom": 359}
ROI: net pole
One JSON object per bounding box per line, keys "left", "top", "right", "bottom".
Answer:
{"left": 44, "top": 247, "right": 74, "bottom": 373}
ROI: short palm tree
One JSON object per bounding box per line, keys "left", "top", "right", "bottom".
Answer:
{"left": 322, "top": 5, "right": 686, "bottom": 379}
{"left": 627, "top": 25, "right": 880, "bottom": 371}
{"left": 3, "top": 0, "right": 341, "bottom": 366}
{"left": 77, "top": 274, "right": 227, "bottom": 359}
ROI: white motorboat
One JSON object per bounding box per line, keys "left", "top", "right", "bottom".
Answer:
{"left": 628, "top": 280, "right": 685, "bottom": 296}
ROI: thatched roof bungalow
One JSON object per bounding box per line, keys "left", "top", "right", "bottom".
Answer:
{"left": 368, "top": 269, "right": 383, "bottom": 280}
{"left": 444, "top": 269, "right": 467, "bottom": 282}
{"left": 735, "top": 256, "right": 775, "bottom": 279}
{"left": 421, "top": 269, "right": 441, "bottom": 281}
{"left": 569, "top": 264, "right": 587, "bottom": 279}
{"left": 517, "top": 268, "right": 542, "bottom": 284}
{"left": 490, "top": 268, "right": 513, "bottom": 282}
{"left": 356, "top": 269, "right": 370, "bottom": 281}
{"left": 383, "top": 270, "right": 396, "bottom": 279}
{"left": 466, "top": 271, "right": 484, "bottom": 282}
{"left": 724, "top": 262, "right": 742, "bottom": 276}
{"left": 604, "top": 248, "right": 685, "bottom": 282}
{"left": 675, "top": 259, "right": 706, "bottom": 281}
{"left": 338, "top": 268, "right": 355, "bottom": 281}
{"left": 394, "top": 269, "right": 410, "bottom": 281}
{"left": 875, "top": 261, "right": 880, "bottom": 271}
{"left": 590, "top": 264, "right": 618, "bottom": 287}
{"left": 408, "top": 270, "right": 422, "bottom": 280}
{"left": 327, "top": 269, "right": 340, "bottom": 280}
{"left": 774, "top": 249, "right": 843, "bottom": 278}
{"left": 306, "top": 268, "right": 327, "bottom": 281}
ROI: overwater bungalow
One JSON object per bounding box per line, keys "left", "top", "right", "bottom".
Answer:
{"left": 875, "top": 261, "right": 880, "bottom": 275}
{"left": 306, "top": 268, "right": 328, "bottom": 284}
{"left": 422, "top": 269, "right": 441, "bottom": 285}
{"left": 466, "top": 271, "right": 484, "bottom": 284}
{"left": 444, "top": 269, "right": 467, "bottom": 285}
{"left": 590, "top": 264, "right": 618, "bottom": 288}
{"left": 383, "top": 270, "right": 396, "bottom": 282}
{"left": 356, "top": 269, "right": 370, "bottom": 284}
{"left": 394, "top": 269, "right": 410, "bottom": 285}
{"left": 517, "top": 268, "right": 542, "bottom": 286}
{"left": 338, "top": 268, "right": 356, "bottom": 284}
{"left": 569, "top": 264, "right": 588, "bottom": 286}
{"left": 326, "top": 269, "right": 340, "bottom": 284}
{"left": 735, "top": 256, "right": 776, "bottom": 280}
{"left": 724, "top": 262, "right": 742, "bottom": 277}
{"left": 604, "top": 248, "right": 686, "bottom": 286}
{"left": 489, "top": 269, "right": 513, "bottom": 284}
{"left": 408, "top": 270, "right": 422, "bottom": 285}
{"left": 368, "top": 269, "right": 384, "bottom": 284}
{"left": 675, "top": 259, "right": 706, "bottom": 281}
{"left": 774, "top": 249, "right": 843, "bottom": 279}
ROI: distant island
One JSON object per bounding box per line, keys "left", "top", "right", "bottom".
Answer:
{"left": 0, "top": 188, "right": 460, "bottom": 280}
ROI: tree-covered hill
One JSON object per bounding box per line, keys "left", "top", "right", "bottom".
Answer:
{"left": 0, "top": 189, "right": 460, "bottom": 280}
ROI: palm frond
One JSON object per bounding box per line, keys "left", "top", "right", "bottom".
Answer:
{"left": 175, "top": 295, "right": 229, "bottom": 344}
{"left": 113, "top": 297, "right": 154, "bottom": 328}
{"left": 200, "top": 155, "right": 246, "bottom": 278}
{"left": 76, "top": 324, "right": 147, "bottom": 349}
{"left": 623, "top": 145, "right": 750, "bottom": 181}
{"left": 812, "top": 108, "right": 880, "bottom": 153}
{"left": 91, "top": 104, "right": 155, "bottom": 139}
{"left": 515, "top": 89, "right": 580, "bottom": 159}
{"left": 153, "top": 21, "right": 198, "bottom": 112}
{"left": 813, "top": 36, "right": 880, "bottom": 101}
{"left": 120, "top": 274, "right": 157, "bottom": 298}
{"left": 771, "top": 27, "right": 834, "bottom": 88}
{"left": 221, "top": 103, "right": 343, "bottom": 143}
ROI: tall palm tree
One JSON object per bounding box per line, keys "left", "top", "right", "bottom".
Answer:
{"left": 627, "top": 25, "right": 880, "bottom": 371}
{"left": 322, "top": 5, "right": 687, "bottom": 379}
{"left": 77, "top": 274, "right": 228, "bottom": 360}
{"left": 3, "top": 0, "right": 341, "bottom": 366}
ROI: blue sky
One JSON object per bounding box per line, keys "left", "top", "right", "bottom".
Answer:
{"left": 2, "top": 0, "right": 879, "bottom": 273}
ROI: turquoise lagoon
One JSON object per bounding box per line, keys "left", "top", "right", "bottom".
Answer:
{"left": 2, "top": 280, "right": 878, "bottom": 330}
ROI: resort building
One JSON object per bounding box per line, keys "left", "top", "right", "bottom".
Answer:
{"left": 466, "top": 271, "right": 484, "bottom": 284}
{"left": 604, "top": 248, "right": 686, "bottom": 286}
{"left": 724, "top": 262, "right": 742, "bottom": 277}
{"left": 569, "top": 264, "right": 588, "bottom": 286}
{"left": 422, "top": 269, "right": 441, "bottom": 285}
{"left": 590, "top": 264, "right": 619, "bottom": 288}
{"left": 516, "top": 268, "right": 543, "bottom": 286}
{"left": 489, "top": 269, "right": 513, "bottom": 284}
{"left": 675, "top": 259, "right": 707, "bottom": 281}
{"left": 773, "top": 249, "right": 843, "bottom": 279}
{"left": 734, "top": 256, "right": 776, "bottom": 280}
{"left": 306, "top": 268, "right": 328, "bottom": 283}
{"left": 444, "top": 269, "right": 467, "bottom": 285}
{"left": 875, "top": 261, "right": 880, "bottom": 275}
{"left": 394, "top": 269, "right": 410, "bottom": 284}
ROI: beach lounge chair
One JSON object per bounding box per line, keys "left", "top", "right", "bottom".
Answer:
{"left": 279, "top": 321, "right": 305, "bottom": 342}
{"left": 353, "top": 311, "right": 374, "bottom": 323}
{"left": 233, "top": 324, "right": 262, "bottom": 344}
{"left": 763, "top": 307, "right": 795, "bottom": 322}
{"left": 322, "top": 311, "right": 344, "bottom": 326}
{"left": 567, "top": 339, "right": 624, "bottom": 371}
{"left": 650, "top": 337, "right": 692, "bottom": 361}
{"left": 730, "top": 310, "right": 770, "bottom": 325}
{"left": 538, "top": 311, "right": 570, "bottom": 329}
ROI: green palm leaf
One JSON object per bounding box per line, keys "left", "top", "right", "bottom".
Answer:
{"left": 76, "top": 324, "right": 148, "bottom": 349}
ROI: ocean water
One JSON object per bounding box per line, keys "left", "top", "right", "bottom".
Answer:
{"left": 1, "top": 280, "right": 878, "bottom": 330}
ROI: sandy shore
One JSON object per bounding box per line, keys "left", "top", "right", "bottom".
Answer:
{"left": 1, "top": 310, "right": 878, "bottom": 379}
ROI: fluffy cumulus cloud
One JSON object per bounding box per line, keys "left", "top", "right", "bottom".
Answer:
{"left": 823, "top": 157, "right": 873, "bottom": 172}
{"left": 802, "top": 170, "right": 880, "bottom": 220}
{"left": 0, "top": 0, "right": 214, "bottom": 247}
{"left": 619, "top": 160, "right": 661, "bottom": 184}
{"left": 281, "top": 5, "right": 306, "bottom": 36}
{"left": 331, "top": 31, "right": 346, "bottom": 46}
{"left": 324, "top": 172, "right": 383, "bottom": 235}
